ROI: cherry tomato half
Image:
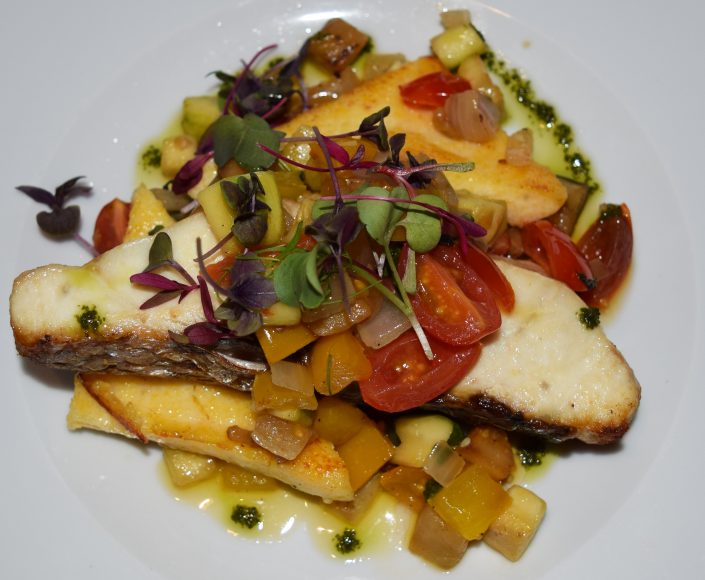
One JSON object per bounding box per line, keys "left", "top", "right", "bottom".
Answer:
{"left": 399, "top": 72, "right": 471, "bottom": 110}
{"left": 463, "top": 242, "right": 515, "bottom": 311}
{"left": 577, "top": 203, "right": 633, "bottom": 308}
{"left": 93, "top": 198, "right": 131, "bottom": 254}
{"left": 521, "top": 220, "right": 594, "bottom": 291}
{"left": 359, "top": 330, "right": 481, "bottom": 413}
{"left": 409, "top": 245, "right": 501, "bottom": 346}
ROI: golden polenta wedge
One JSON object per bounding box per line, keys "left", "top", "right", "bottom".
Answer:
{"left": 278, "top": 57, "right": 566, "bottom": 226}
{"left": 68, "top": 374, "right": 354, "bottom": 501}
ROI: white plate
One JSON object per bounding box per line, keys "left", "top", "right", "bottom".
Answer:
{"left": 2, "top": 1, "right": 704, "bottom": 578}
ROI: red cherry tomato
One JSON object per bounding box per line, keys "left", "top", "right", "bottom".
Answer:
{"left": 577, "top": 203, "right": 633, "bottom": 308}
{"left": 359, "top": 330, "right": 481, "bottom": 413}
{"left": 521, "top": 220, "right": 594, "bottom": 291}
{"left": 462, "top": 242, "right": 515, "bottom": 311}
{"left": 399, "top": 72, "right": 471, "bottom": 109}
{"left": 408, "top": 245, "right": 501, "bottom": 346}
{"left": 93, "top": 198, "right": 131, "bottom": 254}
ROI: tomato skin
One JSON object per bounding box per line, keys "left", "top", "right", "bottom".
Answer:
{"left": 409, "top": 245, "right": 501, "bottom": 346}
{"left": 463, "top": 242, "right": 515, "bottom": 311}
{"left": 359, "top": 331, "right": 481, "bottom": 413}
{"left": 399, "top": 72, "right": 472, "bottom": 109}
{"left": 93, "top": 198, "right": 131, "bottom": 254}
{"left": 521, "top": 220, "right": 594, "bottom": 291}
{"left": 577, "top": 203, "right": 633, "bottom": 308}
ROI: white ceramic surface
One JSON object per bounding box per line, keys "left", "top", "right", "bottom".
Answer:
{"left": 2, "top": 1, "right": 703, "bottom": 578}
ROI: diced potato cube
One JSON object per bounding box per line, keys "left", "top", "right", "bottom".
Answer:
{"left": 181, "top": 95, "right": 221, "bottom": 139}
{"left": 313, "top": 397, "right": 367, "bottom": 447}
{"left": 428, "top": 464, "right": 510, "bottom": 540}
{"left": 337, "top": 423, "right": 393, "bottom": 491}
{"left": 220, "top": 462, "right": 279, "bottom": 492}
{"left": 483, "top": 485, "right": 547, "bottom": 561}
{"left": 160, "top": 134, "right": 197, "bottom": 179}
{"left": 163, "top": 447, "right": 217, "bottom": 487}
{"left": 124, "top": 185, "right": 175, "bottom": 242}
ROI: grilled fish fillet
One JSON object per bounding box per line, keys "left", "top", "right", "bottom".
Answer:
{"left": 430, "top": 260, "right": 641, "bottom": 444}
{"left": 278, "top": 57, "right": 567, "bottom": 226}
{"left": 68, "top": 374, "right": 353, "bottom": 501}
{"left": 10, "top": 212, "right": 265, "bottom": 386}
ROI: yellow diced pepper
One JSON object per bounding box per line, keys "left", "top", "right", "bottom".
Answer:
{"left": 310, "top": 331, "right": 372, "bottom": 395}
{"left": 428, "top": 464, "right": 511, "bottom": 541}
{"left": 256, "top": 324, "right": 317, "bottom": 365}
{"left": 312, "top": 397, "right": 366, "bottom": 447}
{"left": 251, "top": 372, "right": 317, "bottom": 411}
{"left": 337, "top": 423, "right": 393, "bottom": 491}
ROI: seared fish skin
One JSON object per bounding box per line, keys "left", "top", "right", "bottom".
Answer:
{"left": 429, "top": 260, "right": 641, "bottom": 445}
{"left": 10, "top": 212, "right": 263, "bottom": 386}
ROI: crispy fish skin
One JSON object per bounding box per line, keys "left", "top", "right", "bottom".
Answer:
{"left": 430, "top": 260, "right": 641, "bottom": 444}
{"left": 277, "top": 57, "right": 567, "bottom": 226}
{"left": 10, "top": 212, "right": 263, "bottom": 386}
{"left": 68, "top": 374, "right": 354, "bottom": 501}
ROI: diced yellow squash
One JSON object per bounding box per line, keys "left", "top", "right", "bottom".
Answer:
{"left": 272, "top": 171, "right": 309, "bottom": 200}
{"left": 196, "top": 176, "right": 241, "bottom": 254}
{"left": 431, "top": 25, "right": 486, "bottom": 69}
{"left": 455, "top": 192, "right": 507, "bottom": 245}
{"left": 161, "top": 134, "right": 197, "bottom": 178}
{"left": 313, "top": 397, "right": 367, "bottom": 447}
{"left": 483, "top": 485, "right": 547, "bottom": 561}
{"left": 310, "top": 331, "right": 372, "bottom": 395}
{"left": 163, "top": 447, "right": 218, "bottom": 487}
{"left": 251, "top": 371, "right": 317, "bottom": 412}
{"left": 337, "top": 423, "right": 394, "bottom": 492}
{"left": 124, "top": 185, "right": 175, "bottom": 242}
{"left": 255, "top": 324, "right": 317, "bottom": 365}
{"left": 428, "top": 464, "right": 511, "bottom": 540}
{"left": 254, "top": 171, "right": 284, "bottom": 246}
{"left": 181, "top": 95, "right": 221, "bottom": 139}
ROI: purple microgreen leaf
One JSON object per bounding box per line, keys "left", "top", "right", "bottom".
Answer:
{"left": 322, "top": 135, "right": 350, "bottom": 165}
{"left": 171, "top": 152, "right": 214, "bottom": 194}
{"left": 55, "top": 175, "right": 92, "bottom": 206}
{"left": 35, "top": 205, "right": 80, "bottom": 236}
{"left": 183, "top": 322, "right": 230, "bottom": 345}
{"left": 139, "top": 290, "right": 183, "bottom": 310}
{"left": 16, "top": 185, "right": 55, "bottom": 208}
{"left": 195, "top": 238, "right": 229, "bottom": 296}
{"left": 130, "top": 272, "right": 192, "bottom": 292}
{"left": 226, "top": 309, "right": 262, "bottom": 337}
{"left": 358, "top": 106, "right": 391, "bottom": 151}
{"left": 233, "top": 212, "right": 268, "bottom": 247}
{"left": 198, "top": 276, "right": 218, "bottom": 324}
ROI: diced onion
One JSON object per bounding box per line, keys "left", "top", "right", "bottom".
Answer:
{"left": 505, "top": 128, "right": 534, "bottom": 166}
{"left": 435, "top": 89, "right": 501, "bottom": 143}
{"left": 270, "top": 360, "right": 315, "bottom": 395}
{"left": 356, "top": 297, "right": 412, "bottom": 349}
{"left": 408, "top": 504, "right": 469, "bottom": 570}
{"left": 363, "top": 53, "right": 406, "bottom": 81}
{"left": 250, "top": 414, "right": 313, "bottom": 460}
{"left": 440, "top": 9, "right": 471, "bottom": 29}
{"left": 423, "top": 441, "right": 465, "bottom": 486}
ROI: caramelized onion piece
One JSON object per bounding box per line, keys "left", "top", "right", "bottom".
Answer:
{"left": 270, "top": 360, "right": 315, "bottom": 395}
{"left": 250, "top": 414, "right": 313, "bottom": 460}
{"left": 423, "top": 441, "right": 465, "bottom": 486}
{"left": 435, "top": 89, "right": 501, "bottom": 143}
{"left": 357, "top": 297, "right": 412, "bottom": 349}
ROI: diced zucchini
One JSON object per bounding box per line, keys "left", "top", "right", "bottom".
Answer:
{"left": 483, "top": 485, "right": 547, "bottom": 561}
{"left": 181, "top": 95, "right": 221, "bottom": 139}
{"left": 431, "top": 25, "right": 486, "bottom": 69}
{"left": 392, "top": 415, "right": 456, "bottom": 468}
{"left": 196, "top": 170, "right": 284, "bottom": 250}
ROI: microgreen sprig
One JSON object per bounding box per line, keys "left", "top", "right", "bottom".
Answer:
{"left": 16, "top": 176, "right": 97, "bottom": 256}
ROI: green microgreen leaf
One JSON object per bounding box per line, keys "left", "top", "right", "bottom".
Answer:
{"left": 148, "top": 231, "right": 173, "bottom": 268}
{"left": 402, "top": 247, "right": 417, "bottom": 294}
{"left": 212, "top": 113, "right": 284, "bottom": 172}
{"left": 273, "top": 250, "right": 326, "bottom": 309}
{"left": 398, "top": 193, "right": 447, "bottom": 252}
{"left": 356, "top": 186, "right": 409, "bottom": 245}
